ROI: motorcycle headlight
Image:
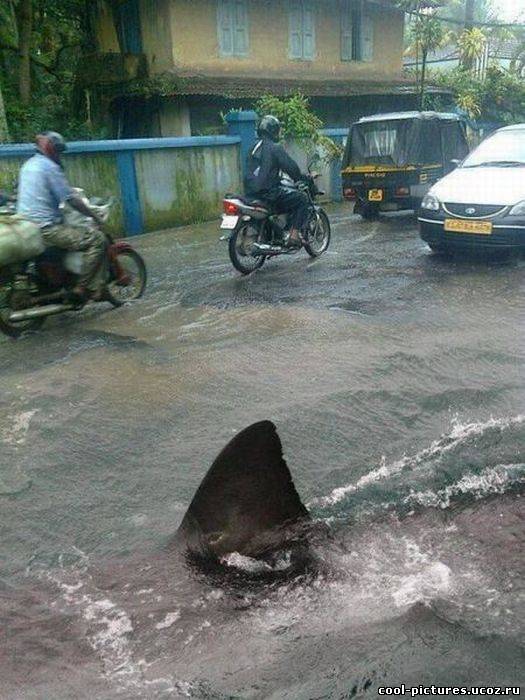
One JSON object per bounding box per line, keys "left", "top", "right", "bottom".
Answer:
{"left": 509, "top": 200, "right": 525, "bottom": 216}
{"left": 421, "top": 194, "right": 441, "bottom": 211}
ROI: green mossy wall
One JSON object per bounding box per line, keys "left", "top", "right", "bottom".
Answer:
{"left": 135, "top": 145, "right": 241, "bottom": 232}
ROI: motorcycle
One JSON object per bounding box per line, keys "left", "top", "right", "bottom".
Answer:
{"left": 0, "top": 190, "right": 147, "bottom": 338}
{"left": 220, "top": 171, "right": 331, "bottom": 275}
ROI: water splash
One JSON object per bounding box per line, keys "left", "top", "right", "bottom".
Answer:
{"left": 42, "top": 559, "right": 194, "bottom": 698}
{"left": 1, "top": 409, "right": 38, "bottom": 446}
{"left": 405, "top": 463, "right": 525, "bottom": 510}
{"left": 310, "top": 415, "right": 525, "bottom": 508}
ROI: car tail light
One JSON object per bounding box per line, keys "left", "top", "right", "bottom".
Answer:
{"left": 395, "top": 187, "right": 410, "bottom": 197}
{"left": 223, "top": 200, "right": 240, "bottom": 215}
{"left": 343, "top": 187, "right": 356, "bottom": 200}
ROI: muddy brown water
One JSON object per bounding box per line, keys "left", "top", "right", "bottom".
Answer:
{"left": 1, "top": 207, "right": 524, "bottom": 698}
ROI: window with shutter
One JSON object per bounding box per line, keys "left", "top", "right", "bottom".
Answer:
{"left": 303, "top": 2, "right": 315, "bottom": 60}
{"left": 341, "top": 0, "right": 353, "bottom": 61}
{"left": 233, "top": 0, "right": 248, "bottom": 56}
{"left": 217, "top": 0, "right": 249, "bottom": 57}
{"left": 289, "top": 0, "right": 303, "bottom": 59}
{"left": 288, "top": 0, "right": 316, "bottom": 60}
{"left": 361, "top": 11, "right": 374, "bottom": 61}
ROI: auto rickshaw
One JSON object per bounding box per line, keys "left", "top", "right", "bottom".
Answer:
{"left": 341, "top": 111, "right": 469, "bottom": 219}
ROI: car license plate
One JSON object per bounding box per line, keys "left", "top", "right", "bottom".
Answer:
{"left": 220, "top": 215, "right": 239, "bottom": 230}
{"left": 444, "top": 219, "right": 492, "bottom": 235}
{"left": 368, "top": 189, "right": 383, "bottom": 202}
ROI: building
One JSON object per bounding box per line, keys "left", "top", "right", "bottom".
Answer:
{"left": 89, "top": 0, "right": 434, "bottom": 136}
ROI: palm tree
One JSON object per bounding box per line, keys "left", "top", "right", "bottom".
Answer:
{"left": 406, "top": 7, "right": 449, "bottom": 108}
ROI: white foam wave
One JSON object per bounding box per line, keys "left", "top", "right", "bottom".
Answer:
{"left": 1, "top": 409, "right": 38, "bottom": 446}
{"left": 405, "top": 463, "right": 525, "bottom": 510}
{"left": 311, "top": 415, "right": 524, "bottom": 508}
{"left": 155, "top": 611, "right": 181, "bottom": 630}
{"left": 221, "top": 551, "right": 293, "bottom": 573}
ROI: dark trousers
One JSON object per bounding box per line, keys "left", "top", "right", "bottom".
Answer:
{"left": 269, "top": 188, "right": 310, "bottom": 231}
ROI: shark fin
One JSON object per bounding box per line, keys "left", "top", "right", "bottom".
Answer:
{"left": 176, "top": 421, "right": 310, "bottom": 559}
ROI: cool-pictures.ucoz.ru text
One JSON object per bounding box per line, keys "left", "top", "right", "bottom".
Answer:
{"left": 378, "top": 686, "right": 521, "bottom": 696}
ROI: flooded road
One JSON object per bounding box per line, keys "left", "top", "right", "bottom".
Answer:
{"left": 1, "top": 206, "right": 524, "bottom": 699}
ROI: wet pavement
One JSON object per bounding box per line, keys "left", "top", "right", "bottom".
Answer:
{"left": 1, "top": 205, "right": 524, "bottom": 699}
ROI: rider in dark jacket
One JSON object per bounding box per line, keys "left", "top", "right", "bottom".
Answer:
{"left": 245, "top": 115, "right": 308, "bottom": 247}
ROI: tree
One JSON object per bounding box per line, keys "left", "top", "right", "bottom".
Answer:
{"left": 432, "top": 65, "right": 525, "bottom": 124}
{"left": 0, "top": 0, "right": 111, "bottom": 141}
{"left": 254, "top": 93, "right": 342, "bottom": 161}
{"left": 408, "top": 8, "right": 448, "bottom": 108}
{"left": 0, "top": 84, "right": 10, "bottom": 142}
{"left": 457, "top": 26, "right": 487, "bottom": 70}
{"left": 461, "top": 0, "right": 476, "bottom": 69}
{"left": 17, "top": 0, "right": 33, "bottom": 104}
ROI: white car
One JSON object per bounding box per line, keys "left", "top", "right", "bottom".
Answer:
{"left": 419, "top": 123, "right": 525, "bottom": 253}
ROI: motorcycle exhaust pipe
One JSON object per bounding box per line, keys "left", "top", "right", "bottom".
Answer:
{"left": 8, "top": 303, "right": 76, "bottom": 322}
{"left": 252, "top": 243, "right": 284, "bottom": 256}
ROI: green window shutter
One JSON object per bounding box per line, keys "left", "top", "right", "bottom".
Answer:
{"left": 341, "top": 0, "right": 353, "bottom": 61}
{"left": 352, "top": 0, "right": 362, "bottom": 60}
{"left": 303, "top": 1, "right": 315, "bottom": 60}
{"left": 218, "top": 0, "right": 233, "bottom": 56}
{"left": 361, "top": 10, "right": 374, "bottom": 62}
{"left": 233, "top": 0, "right": 249, "bottom": 56}
{"left": 289, "top": 0, "right": 303, "bottom": 59}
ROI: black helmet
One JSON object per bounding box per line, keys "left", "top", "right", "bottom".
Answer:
{"left": 257, "top": 115, "right": 281, "bottom": 142}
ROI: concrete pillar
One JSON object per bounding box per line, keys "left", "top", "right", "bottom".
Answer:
{"left": 159, "top": 98, "right": 191, "bottom": 137}
{"left": 225, "top": 110, "right": 258, "bottom": 179}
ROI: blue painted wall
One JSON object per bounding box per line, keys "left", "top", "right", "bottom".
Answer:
{"left": 0, "top": 136, "right": 242, "bottom": 236}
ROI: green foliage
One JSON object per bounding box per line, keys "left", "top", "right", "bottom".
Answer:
{"left": 254, "top": 93, "right": 342, "bottom": 161}
{"left": 457, "top": 27, "right": 487, "bottom": 65}
{"left": 430, "top": 66, "right": 525, "bottom": 124}
{"left": 0, "top": 0, "right": 109, "bottom": 142}
{"left": 256, "top": 93, "right": 323, "bottom": 141}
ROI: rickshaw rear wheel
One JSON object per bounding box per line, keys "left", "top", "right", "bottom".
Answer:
{"left": 360, "top": 204, "right": 380, "bottom": 220}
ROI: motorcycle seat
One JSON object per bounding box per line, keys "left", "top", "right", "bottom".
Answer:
{"left": 243, "top": 197, "right": 267, "bottom": 207}
{"left": 227, "top": 193, "right": 269, "bottom": 209}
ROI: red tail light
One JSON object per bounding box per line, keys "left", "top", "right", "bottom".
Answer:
{"left": 223, "top": 200, "right": 240, "bottom": 215}
{"left": 395, "top": 187, "right": 410, "bottom": 197}
{"left": 343, "top": 187, "right": 356, "bottom": 201}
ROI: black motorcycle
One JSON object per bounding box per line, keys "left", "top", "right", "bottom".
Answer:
{"left": 220, "top": 173, "right": 331, "bottom": 275}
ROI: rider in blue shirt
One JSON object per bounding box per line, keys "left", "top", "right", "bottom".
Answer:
{"left": 17, "top": 132, "right": 105, "bottom": 301}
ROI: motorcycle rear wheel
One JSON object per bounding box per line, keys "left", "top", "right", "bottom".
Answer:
{"left": 228, "top": 222, "right": 266, "bottom": 275}
{"left": 105, "top": 249, "right": 147, "bottom": 307}
{"left": 304, "top": 209, "right": 331, "bottom": 258}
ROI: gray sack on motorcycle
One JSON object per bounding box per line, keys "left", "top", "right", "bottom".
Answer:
{"left": 0, "top": 215, "right": 45, "bottom": 266}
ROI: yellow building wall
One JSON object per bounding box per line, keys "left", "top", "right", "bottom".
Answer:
{"left": 167, "top": 0, "right": 404, "bottom": 80}
{"left": 94, "top": 0, "right": 404, "bottom": 80}
{"left": 139, "top": 0, "right": 175, "bottom": 72}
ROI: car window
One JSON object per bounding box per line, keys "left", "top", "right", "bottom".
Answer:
{"left": 462, "top": 130, "right": 525, "bottom": 167}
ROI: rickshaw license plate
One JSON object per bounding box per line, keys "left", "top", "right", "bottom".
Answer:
{"left": 444, "top": 219, "right": 492, "bottom": 235}
{"left": 368, "top": 189, "right": 384, "bottom": 202}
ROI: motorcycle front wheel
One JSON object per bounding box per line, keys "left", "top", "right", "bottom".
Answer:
{"left": 228, "top": 222, "right": 266, "bottom": 275}
{"left": 105, "top": 249, "right": 147, "bottom": 307}
{"left": 304, "top": 209, "right": 331, "bottom": 258}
